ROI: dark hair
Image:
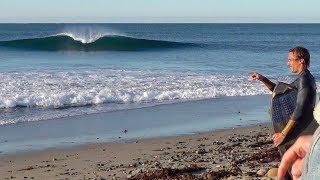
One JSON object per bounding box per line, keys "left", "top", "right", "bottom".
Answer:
{"left": 289, "top": 46, "right": 310, "bottom": 67}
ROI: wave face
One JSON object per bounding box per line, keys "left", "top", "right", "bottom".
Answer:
{"left": 0, "top": 34, "right": 192, "bottom": 51}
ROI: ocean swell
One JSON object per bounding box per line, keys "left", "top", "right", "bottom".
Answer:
{"left": 0, "top": 34, "right": 193, "bottom": 51}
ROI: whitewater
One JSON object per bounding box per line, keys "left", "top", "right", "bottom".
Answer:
{"left": 0, "top": 69, "right": 274, "bottom": 109}
{"left": 1, "top": 23, "right": 320, "bottom": 126}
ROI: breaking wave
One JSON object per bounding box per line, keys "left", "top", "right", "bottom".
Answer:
{"left": 0, "top": 33, "right": 194, "bottom": 51}
{"left": 0, "top": 69, "right": 295, "bottom": 110}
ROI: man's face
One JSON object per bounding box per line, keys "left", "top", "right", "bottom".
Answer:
{"left": 287, "top": 52, "right": 303, "bottom": 74}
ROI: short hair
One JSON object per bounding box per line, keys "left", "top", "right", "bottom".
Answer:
{"left": 289, "top": 46, "right": 310, "bottom": 67}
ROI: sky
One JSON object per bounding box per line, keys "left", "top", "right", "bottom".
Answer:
{"left": 0, "top": 0, "right": 319, "bottom": 23}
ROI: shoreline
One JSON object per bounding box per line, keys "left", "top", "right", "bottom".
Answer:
{"left": 0, "top": 123, "right": 280, "bottom": 179}
{"left": 0, "top": 95, "right": 271, "bottom": 154}
{"left": 0, "top": 122, "right": 270, "bottom": 157}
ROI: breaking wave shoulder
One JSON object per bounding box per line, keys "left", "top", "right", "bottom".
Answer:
{"left": 0, "top": 33, "right": 194, "bottom": 51}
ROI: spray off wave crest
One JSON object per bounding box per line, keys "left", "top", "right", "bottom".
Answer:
{"left": 0, "top": 32, "right": 193, "bottom": 51}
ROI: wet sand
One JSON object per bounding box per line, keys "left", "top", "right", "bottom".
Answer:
{"left": 0, "top": 123, "right": 280, "bottom": 180}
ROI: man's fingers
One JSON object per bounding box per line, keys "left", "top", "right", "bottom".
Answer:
{"left": 291, "top": 158, "right": 303, "bottom": 178}
{"left": 248, "top": 72, "right": 259, "bottom": 80}
{"left": 272, "top": 137, "right": 278, "bottom": 147}
{"left": 273, "top": 134, "right": 281, "bottom": 147}
{"left": 278, "top": 147, "right": 298, "bottom": 180}
{"left": 272, "top": 134, "right": 276, "bottom": 139}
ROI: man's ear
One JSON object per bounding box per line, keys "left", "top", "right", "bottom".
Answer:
{"left": 299, "top": 58, "right": 305, "bottom": 65}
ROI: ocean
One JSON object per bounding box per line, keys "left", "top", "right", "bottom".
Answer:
{"left": 0, "top": 23, "right": 319, "bottom": 153}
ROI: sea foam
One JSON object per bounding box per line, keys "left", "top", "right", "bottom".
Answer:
{"left": 1, "top": 69, "right": 319, "bottom": 125}
{"left": 0, "top": 69, "right": 297, "bottom": 109}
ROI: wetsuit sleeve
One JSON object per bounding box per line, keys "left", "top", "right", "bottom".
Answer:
{"left": 261, "top": 77, "right": 276, "bottom": 92}
{"left": 291, "top": 83, "right": 313, "bottom": 122}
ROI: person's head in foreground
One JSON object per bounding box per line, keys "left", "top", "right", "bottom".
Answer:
{"left": 287, "top": 46, "right": 310, "bottom": 74}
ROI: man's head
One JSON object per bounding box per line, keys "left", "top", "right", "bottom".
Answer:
{"left": 287, "top": 46, "right": 310, "bottom": 74}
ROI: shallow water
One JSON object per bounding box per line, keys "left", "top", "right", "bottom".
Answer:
{"left": 0, "top": 95, "right": 270, "bottom": 154}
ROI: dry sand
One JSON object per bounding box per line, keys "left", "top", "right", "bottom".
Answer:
{"left": 0, "top": 124, "right": 280, "bottom": 180}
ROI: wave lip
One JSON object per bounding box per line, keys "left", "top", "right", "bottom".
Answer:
{"left": 0, "top": 34, "right": 193, "bottom": 51}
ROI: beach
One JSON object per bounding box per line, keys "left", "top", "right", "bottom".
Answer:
{"left": 1, "top": 23, "right": 320, "bottom": 179}
{"left": 0, "top": 95, "right": 278, "bottom": 179}
{"left": 0, "top": 123, "right": 280, "bottom": 180}
{"left": 0, "top": 92, "right": 277, "bottom": 180}
{"left": 0, "top": 95, "right": 270, "bottom": 154}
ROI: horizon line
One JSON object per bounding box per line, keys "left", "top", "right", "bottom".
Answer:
{"left": 1, "top": 22, "right": 320, "bottom": 24}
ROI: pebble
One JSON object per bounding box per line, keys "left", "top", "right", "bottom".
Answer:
{"left": 261, "top": 177, "right": 273, "bottom": 180}
{"left": 202, "top": 172, "right": 214, "bottom": 180}
{"left": 242, "top": 176, "right": 253, "bottom": 180}
{"left": 129, "top": 168, "right": 143, "bottom": 177}
{"left": 126, "top": 174, "right": 133, "bottom": 179}
{"left": 196, "top": 148, "right": 206, "bottom": 154}
{"left": 257, "top": 168, "right": 268, "bottom": 176}
{"left": 226, "top": 176, "right": 238, "bottom": 180}
{"left": 267, "top": 168, "right": 278, "bottom": 178}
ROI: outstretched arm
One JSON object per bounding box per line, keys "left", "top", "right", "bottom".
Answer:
{"left": 249, "top": 72, "right": 276, "bottom": 91}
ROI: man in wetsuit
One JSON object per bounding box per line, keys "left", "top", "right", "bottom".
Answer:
{"left": 250, "top": 46, "right": 318, "bottom": 148}
{"left": 250, "top": 46, "right": 318, "bottom": 179}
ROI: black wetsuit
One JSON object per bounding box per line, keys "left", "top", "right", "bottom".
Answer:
{"left": 275, "top": 69, "right": 319, "bottom": 180}
{"left": 270, "top": 69, "right": 319, "bottom": 150}
{"left": 287, "top": 69, "right": 319, "bottom": 143}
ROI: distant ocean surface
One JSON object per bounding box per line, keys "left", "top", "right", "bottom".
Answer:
{"left": 1, "top": 23, "right": 320, "bottom": 125}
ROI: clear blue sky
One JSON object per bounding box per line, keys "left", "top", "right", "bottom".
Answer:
{"left": 1, "top": 0, "right": 320, "bottom": 23}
